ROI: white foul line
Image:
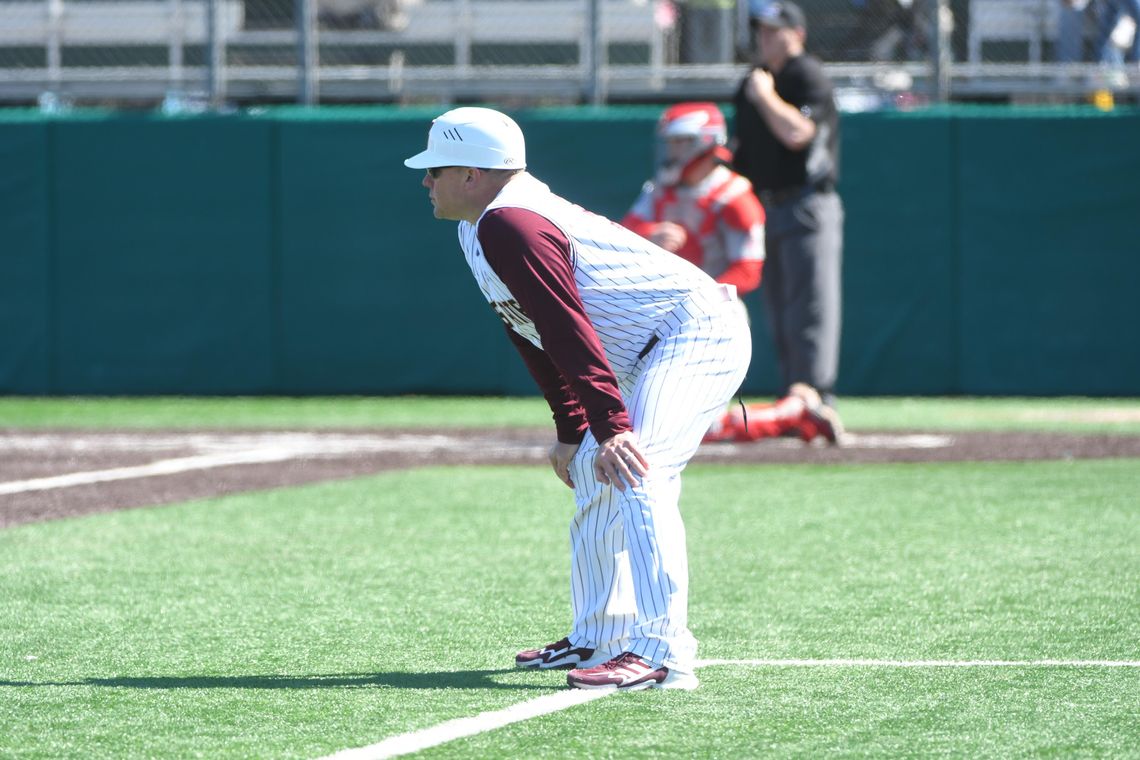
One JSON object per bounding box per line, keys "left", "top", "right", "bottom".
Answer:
{"left": 0, "top": 449, "right": 299, "bottom": 496}
{"left": 318, "top": 688, "right": 611, "bottom": 760}
{"left": 695, "top": 658, "right": 1140, "bottom": 668}
{"left": 316, "top": 657, "right": 1139, "bottom": 759}
{"left": 0, "top": 429, "right": 961, "bottom": 498}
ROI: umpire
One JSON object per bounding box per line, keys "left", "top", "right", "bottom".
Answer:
{"left": 732, "top": 0, "right": 843, "bottom": 409}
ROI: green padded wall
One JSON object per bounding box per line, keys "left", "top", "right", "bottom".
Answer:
{"left": 1, "top": 105, "right": 1138, "bottom": 397}
{"left": 956, "top": 110, "right": 1140, "bottom": 394}
{"left": 50, "top": 115, "right": 276, "bottom": 393}
{"left": 276, "top": 113, "right": 501, "bottom": 394}
{"left": 838, "top": 112, "right": 958, "bottom": 394}
{"left": 0, "top": 120, "right": 51, "bottom": 392}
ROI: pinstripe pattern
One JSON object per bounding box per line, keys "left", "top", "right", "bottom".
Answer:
{"left": 459, "top": 172, "right": 751, "bottom": 676}
{"left": 566, "top": 294, "right": 750, "bottom": 673}
{"left": 459, "top": 173, "right": 715, "bottom": 380}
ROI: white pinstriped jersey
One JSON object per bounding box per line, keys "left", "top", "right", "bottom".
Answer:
{"left": 457, "top": 173, "right": 719, "bottom": 380}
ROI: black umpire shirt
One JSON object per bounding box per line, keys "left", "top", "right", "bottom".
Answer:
{"left": 731, "top": 54, "right": 840, "bottom": 195}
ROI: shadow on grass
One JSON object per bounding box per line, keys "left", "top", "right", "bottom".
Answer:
{"left": 0, "top": 668, "right": 554, "bottom": 691}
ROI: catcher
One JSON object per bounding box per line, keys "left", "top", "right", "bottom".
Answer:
{"left": 621, "top": 102, "right": 841, "bottom": 444}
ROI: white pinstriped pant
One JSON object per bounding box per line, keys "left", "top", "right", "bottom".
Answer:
{"left": 566, "top": 287, "right": 751, "bottom": 674}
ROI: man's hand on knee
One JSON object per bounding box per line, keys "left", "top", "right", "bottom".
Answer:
{"left": 548, "top": 441, "right": 580, "bottom": 489}
{"left": 594, "top": 432, "right": 650, "bottom": 492}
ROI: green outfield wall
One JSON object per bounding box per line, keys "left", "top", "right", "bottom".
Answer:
{"left": 1, "top": 105, "right": 1137, "bottom": 397}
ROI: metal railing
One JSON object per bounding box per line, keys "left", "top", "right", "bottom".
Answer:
{"left": 0, "top": 0, "right": 1136, "bottom": 109}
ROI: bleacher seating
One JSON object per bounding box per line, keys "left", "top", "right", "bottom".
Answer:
{"left": 0, "top": 0, "right": 245, "bottom": 46}
{"left": 0, "top": 0, "right": 662, "bottom": 67}
{"left": 967, "top": 0, "right": 1060, "bottom": 64}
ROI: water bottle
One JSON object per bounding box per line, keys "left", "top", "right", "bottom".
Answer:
{"left": 37, "top": 91, "right": 72, "bottom": 114}
{"left": 161, "top": 90, "right": 188, "bottom": 115}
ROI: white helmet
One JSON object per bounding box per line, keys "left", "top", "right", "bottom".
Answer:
{"left": 404, "top": 107, "right": 527, "bottom": 170}
{"left": 654, "top": 102, "right": 729, "bottom": 186}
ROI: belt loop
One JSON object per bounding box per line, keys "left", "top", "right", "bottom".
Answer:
{"left": 637, "top": 334, "right": 660, "bottom": 361}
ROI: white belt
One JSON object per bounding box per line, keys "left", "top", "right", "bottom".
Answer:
{"left": 638, "top": 284, "right": 739, "bottom": 359}
{"left": 674, "top": 283, "right": 738, "bottom": 315}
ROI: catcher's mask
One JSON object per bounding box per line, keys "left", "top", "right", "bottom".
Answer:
{"left": 654, "top": 102, "right": 731, "bottom": 186}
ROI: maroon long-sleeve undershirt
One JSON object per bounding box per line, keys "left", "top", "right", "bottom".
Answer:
{"left": 476, "top": 206, "right": 631, "bottom": 444}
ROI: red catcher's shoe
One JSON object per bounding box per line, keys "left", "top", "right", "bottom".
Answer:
{"left": 787, "top": 383, "right": 845, "bottom": 445}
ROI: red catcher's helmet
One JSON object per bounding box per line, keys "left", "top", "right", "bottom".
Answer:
{"left": 655, "top": 102, "right": 730, "bottom": 186}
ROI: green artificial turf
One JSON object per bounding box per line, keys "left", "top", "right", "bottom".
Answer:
{"left": 2, "top": 460, "right": 1137, "bottom": 758}
{"left": 0, "top": 396, "right": 550, "bottom": 430}
{"left": 0, "top": 395, "right": 1139, "bottom": 433}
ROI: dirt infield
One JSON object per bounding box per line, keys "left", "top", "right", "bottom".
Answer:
{"left": 2, "top": 427, "right": 1138, "bottom": 529}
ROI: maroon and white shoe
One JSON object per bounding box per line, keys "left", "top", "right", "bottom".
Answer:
{"left": 515, "top": 638, "right": 598, "bottom": 669}
{"left": 566, "top": 652, "right": 699, "bottom": 691}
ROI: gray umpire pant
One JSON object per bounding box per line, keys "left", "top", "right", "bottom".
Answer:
{"left": 760, "top": 189, "right": 844, "bottom": 402}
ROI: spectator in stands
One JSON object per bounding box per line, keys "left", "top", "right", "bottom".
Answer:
{"left": 679, "top": 0, "right": 737, "bottom": 62}
{"left": 1094, "top": 0, "right": 1140, "bottom": 65}
{"left": 1056, "top": 0, "right": 1092, "bottom": 63}
{"left": 845, "top": 0, "right": 919, "bottom": 62}
{"left": 844, "top": 0, "right": 950, "bottom": 63}
{"left": 318, "top": 0, "right": 417, "bottom": 30}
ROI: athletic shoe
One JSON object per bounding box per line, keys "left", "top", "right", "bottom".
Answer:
{"left": 515, "top": 638, "right": 597, "bottom": 669}
{"left": 566, "top": 652, "right": 699, "bottom": 691}
{"left": 787, "top": 382, "right": 844, "bottom": 446}
{"left": 802, "top": 402, "right": 845, "bottom": 445}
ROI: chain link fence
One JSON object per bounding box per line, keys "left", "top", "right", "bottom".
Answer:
{"left": 0, "top": 0, "right": 1136, "bottom": 109}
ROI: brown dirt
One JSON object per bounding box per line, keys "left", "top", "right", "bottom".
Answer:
{"left": 2, "top": 427, "right": 1138, "bottom": 530}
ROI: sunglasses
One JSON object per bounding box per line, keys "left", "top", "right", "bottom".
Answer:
{"left": 427, "top": 166, "right": 457, "bottom": 179}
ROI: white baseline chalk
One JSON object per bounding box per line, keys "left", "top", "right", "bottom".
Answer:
{"left": 316, "top": 657, "right": 1138, "bottom": 759}
{"left": 0, "top": 449, "right": 298, "bottom": 496}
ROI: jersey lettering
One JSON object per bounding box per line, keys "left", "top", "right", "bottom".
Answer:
{"left": 490, "top": 298, "right": 540, "bottom": 344}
